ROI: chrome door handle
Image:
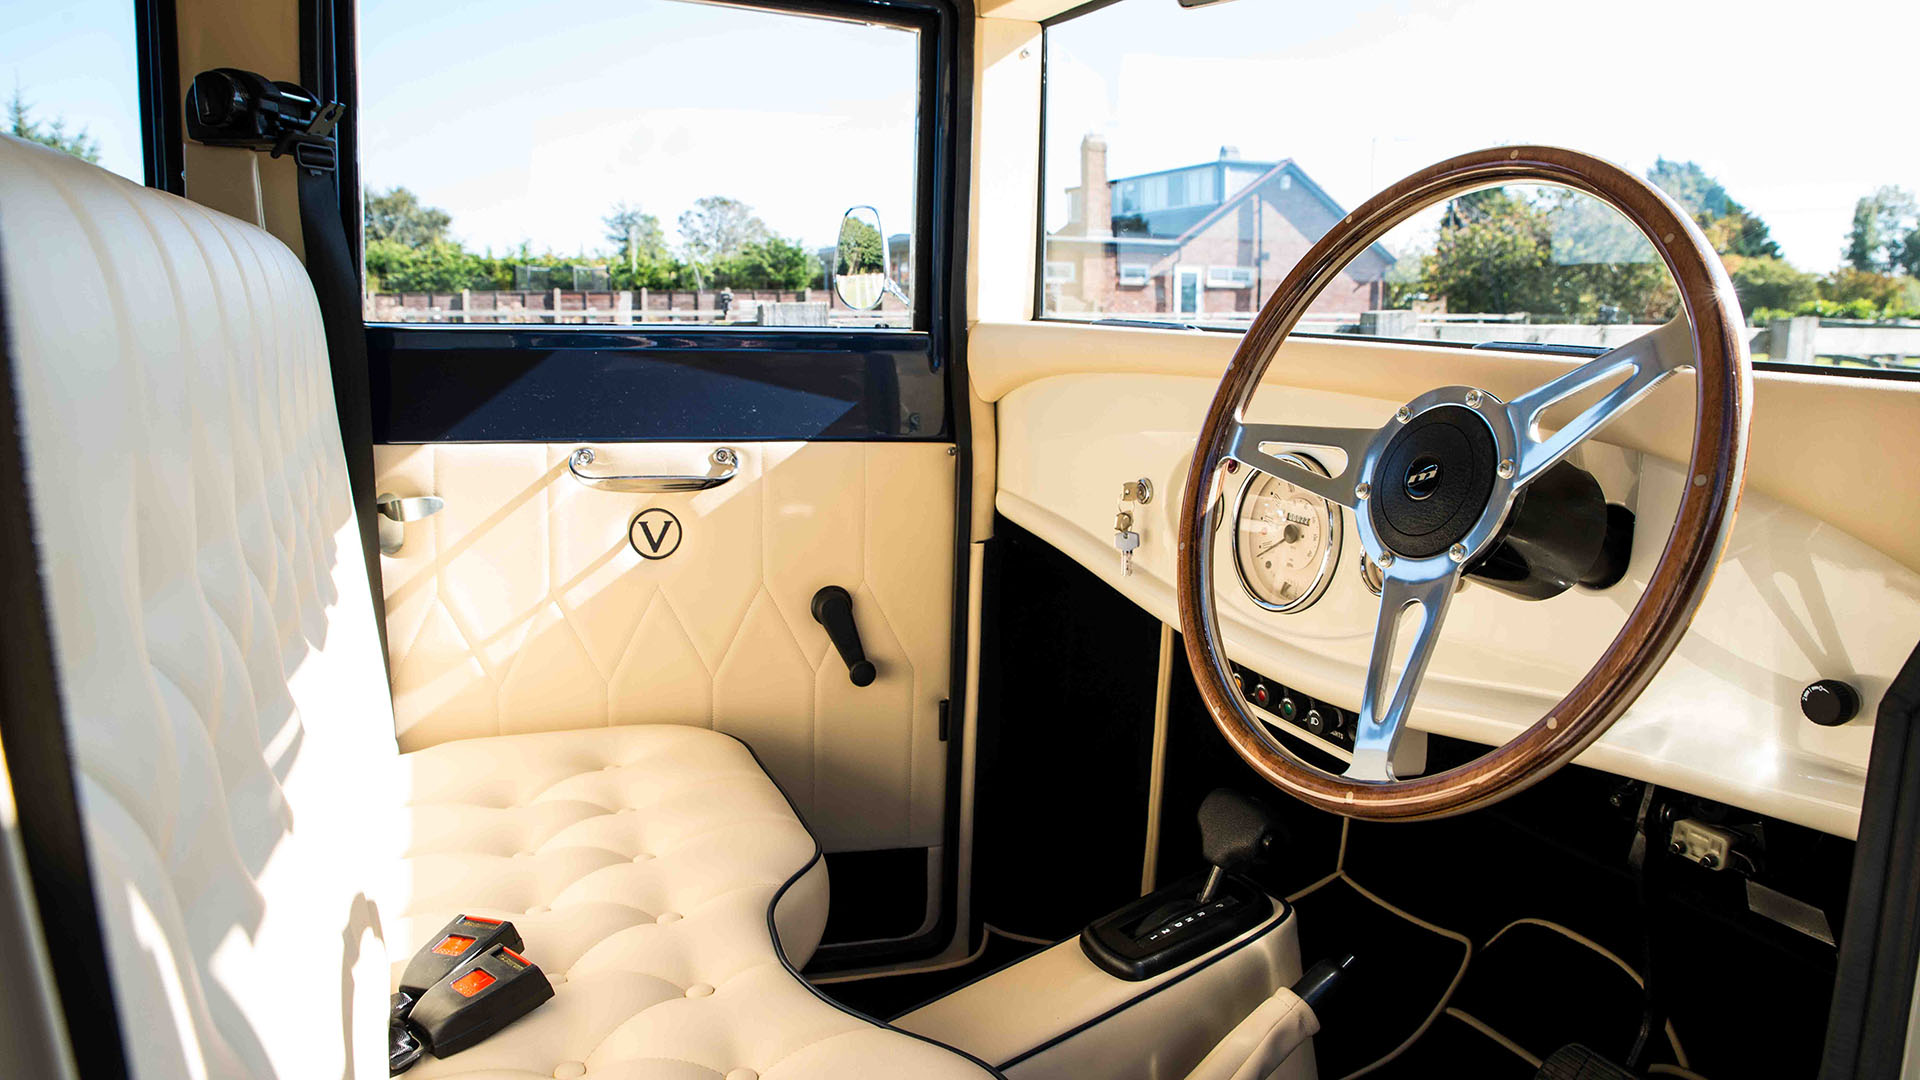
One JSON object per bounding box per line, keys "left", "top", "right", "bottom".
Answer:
{"left": 375, "top": 492, "right": 445, "bottom": 556}
{"left": 567, "top": 447, "right": 739, "bottom": 492}
{"left": 376, "top": 494, "right": 445, "bottom": 522}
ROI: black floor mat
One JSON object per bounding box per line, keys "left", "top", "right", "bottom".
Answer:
{"left": 810, "top": 930, "right": 1048, "bottom": 1020}
{"left": 1365, "top": 1012, "right": 1538, "bottom": 1080}
{"left": 1450, "top": 920, "right": 1679, "bottom": 1070}
{"left": 1293, "top": 877, "right": 1470, "bottom": 1078}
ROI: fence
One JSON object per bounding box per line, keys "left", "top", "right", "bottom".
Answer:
{"left": 364, "top": 287, "right": 911, "bottom": 327}
{"left": 1318, "top": 311, "right": 1919, "bottom": 367}
{"left": 1060, "top": 309, "right": 1920, "bottom": 369}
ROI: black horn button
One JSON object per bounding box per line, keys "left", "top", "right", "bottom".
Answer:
{"left": 1369, "top": 405, "right": 1499, "bottom": 559}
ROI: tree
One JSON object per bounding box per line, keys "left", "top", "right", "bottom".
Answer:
{"left": 1648, "top": 157, "right": 1731, "bottom": 219}
{"left": 1727, "top": 256, "right": 1818, "bottom": 316}
{"left": 678, "top": 196, "right": 770, "bottom": 270}
{"left": 364, "top": 186, "right": 452, "bottom": 249}
{"left": 715, "top": 236, "right": 822, "bottom": 290}
{"left": 603, "top": 202, "right": 666, "bottom": 265}
{"left": 836, "top": 214, "right": 885, "bottom": 275}
{"left": 1844, "top": 187, "right": 1919, "bottom": 274}
{"left": 1420, "top": 189, "right": 1559, "bottom": 315}
{"left": 1648, "top": 158, "right": 1779, "bottom": 258}
{"left": 7, "top": 88, "right": 100, "bottom": 163}
{"left": 1417, "top": 188, "right": 1678, "bottom": 322}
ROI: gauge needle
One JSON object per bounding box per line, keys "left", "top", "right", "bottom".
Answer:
{"left": 1255, "top": 537, "right": 1284, "bottom": 557}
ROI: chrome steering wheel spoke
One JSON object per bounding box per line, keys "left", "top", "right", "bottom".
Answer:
{"left": 1504, "top": 316, "right": 1691, "bottom": 488}
{"left": 1344, "top": 559, "right": 1461, "bottom": 783}
{"left": 1225, "top": 421, "right": 1376, "bottom": 509}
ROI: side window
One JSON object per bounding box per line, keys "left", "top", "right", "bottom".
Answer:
{"left": 358, "top": 0, "right": 920, "bottom": 329}
{"left": 0, "top": 0, "right": 144, "bottom": 183}
{"left": 1042, "top": 0, "right": 1920, "bottom": 373}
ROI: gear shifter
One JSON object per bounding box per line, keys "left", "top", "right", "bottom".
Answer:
{"left": 1081, "top": 788, "right": 1282, "bottom": 980}
{"left": 1196, "top": 788, "right": 1279, "bottom": 904}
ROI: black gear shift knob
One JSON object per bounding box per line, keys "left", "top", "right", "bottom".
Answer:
{"left": 1196, "top": 788, "right": 1278, "bottom": 902}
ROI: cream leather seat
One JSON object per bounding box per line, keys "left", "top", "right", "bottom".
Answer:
{"left": 0, "top": 134, "right": 995, "bottom": 1079}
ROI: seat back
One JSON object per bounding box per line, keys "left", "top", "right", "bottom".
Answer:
{"left": 0, "top": 135, "right": 397, "bottom": 1077}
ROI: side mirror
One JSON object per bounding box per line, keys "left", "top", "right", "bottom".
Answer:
{"left": 834, "top": 206, "right": 907, "bottom": 311}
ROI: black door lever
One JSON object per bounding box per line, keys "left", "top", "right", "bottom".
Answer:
{"left": 811, "top": 586, "right": 877, "bottom": 687}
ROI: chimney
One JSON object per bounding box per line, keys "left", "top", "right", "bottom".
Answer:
{"left": 1081, "top": 133, "right": 1110, "bottom": 237}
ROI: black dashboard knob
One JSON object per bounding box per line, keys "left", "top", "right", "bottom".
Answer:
{"left": 1800, "top": 679, "right": 1860, "bottom": 727}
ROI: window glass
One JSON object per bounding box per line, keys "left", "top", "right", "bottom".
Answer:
{"left": 1043, "top": 0, "right": 1920, "bottom": 371}
{"left": 359, "top": 0, "right": 919, "bottom": 328}
{"left": 0, "top": 0, "right": 143, "bottom": 183}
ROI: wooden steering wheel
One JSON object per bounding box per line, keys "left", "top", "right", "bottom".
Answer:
{"left": 1176, "top": 146, "right": 1752, "bottom": 821}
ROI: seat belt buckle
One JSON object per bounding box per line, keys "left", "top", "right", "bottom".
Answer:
{"left": 397, "top": 914, "right": 523, "bottom": 999}
{"left": 405, "top": 943, "right": 555, "bottom": 1058}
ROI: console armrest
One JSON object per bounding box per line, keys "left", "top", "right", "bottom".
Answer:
{"left": 895, "top": 898, "right": 1309, "bottom": 1080}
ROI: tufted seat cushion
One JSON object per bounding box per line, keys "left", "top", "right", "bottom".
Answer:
{"left": 0, "top": 134, "right": 994, "bottom": 1079}
{"left": 389, "top": 724, "right": 984, "bottom": 1079}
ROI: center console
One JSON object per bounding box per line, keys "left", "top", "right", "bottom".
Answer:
{"left": 895, "top": 791, "right": 1343, "bottom": 1080}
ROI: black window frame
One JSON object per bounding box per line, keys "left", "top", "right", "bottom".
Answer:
{"left": 135, "top": 0, "right": 184, "bottom": 194}
{"left": 1030, "top": 0, "right": 1920, "bottom": 384}
{"left": 332, "top": 0, "right": 967, "bottom": 443}
{"left": 343, "top": 0, "right": 952, "bottom": 336}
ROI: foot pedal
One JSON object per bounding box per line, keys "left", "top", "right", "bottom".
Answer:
{"left": 1535, "top": 1044, "right": 1637, "bottom": 1080}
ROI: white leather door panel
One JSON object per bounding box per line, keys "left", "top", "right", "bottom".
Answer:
{"left": 374, "top": 441, "right": 955, "bottom": 852}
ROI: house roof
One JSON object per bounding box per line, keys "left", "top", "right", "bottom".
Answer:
{"left": 1106, "top": 158, "right": 1278, "bottom": 187}
{"left": 1158, "top": 158, "right": 1396, "bottom": 275}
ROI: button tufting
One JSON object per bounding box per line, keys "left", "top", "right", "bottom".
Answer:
{"left": 656, "top": 911, "right": 681, "bottom": 924}
{"left": 553, "top": 1063, "right": 586, "bottom": 1079}
{"left": 632, "top": 852, "right": 653, "bottom": 862}
{"left": 725, "top": 1071, "right": 758, "bottom": 1080}
{"left": 686, "top": 983, "right": 714, "bottom": 998}
{"left": 528, "top": 905, "right": 550, "bottom": 914}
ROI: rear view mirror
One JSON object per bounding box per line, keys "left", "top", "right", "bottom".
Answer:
{"left": 834, "top": 206, "right": 906, "bottom": 311}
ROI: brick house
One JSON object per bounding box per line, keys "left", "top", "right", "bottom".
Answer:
{"left": 1046, "top": 135, "right": 1394, "bottom": 321}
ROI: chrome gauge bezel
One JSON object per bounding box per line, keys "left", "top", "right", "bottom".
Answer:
{"left": 1231, "top": 452, "right": 1343, "bottom": 613}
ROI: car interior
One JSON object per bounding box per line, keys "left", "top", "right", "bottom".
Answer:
{"left": 2, "top": 0, "right": 1919, "bottom": 1078}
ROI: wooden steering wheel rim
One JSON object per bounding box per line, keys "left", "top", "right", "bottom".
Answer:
{"left": 1176, "top": 145, "right": 1752, "bottom": 821}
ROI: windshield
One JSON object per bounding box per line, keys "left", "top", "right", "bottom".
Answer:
{"left": 1041, "top": 0, "right": 1920, "bottom": 372}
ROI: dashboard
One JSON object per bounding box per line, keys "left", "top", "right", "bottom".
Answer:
{"left": 990, "top": 362, "right": 1920, "bottom": 839}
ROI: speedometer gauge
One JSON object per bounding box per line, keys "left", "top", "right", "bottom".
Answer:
{"left": 1232, "top": 454, "right": 1342, "bottom": 613}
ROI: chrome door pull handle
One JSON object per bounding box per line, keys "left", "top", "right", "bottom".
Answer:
{"left": 567, "top": 447, "right": 739, "bottom": 493}
{"left": 376, "top": 494, "right": 445, "bottom": 522}
{"left": 375, "top": 492, "right": 445, "bottom": 555}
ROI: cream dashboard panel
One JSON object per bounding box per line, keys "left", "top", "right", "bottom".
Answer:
{"left": 995, "top": 370, "right": 1920, "bottom": 838}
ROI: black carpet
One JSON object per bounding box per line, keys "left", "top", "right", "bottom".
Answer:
{"left": 1449, "top": 920, "right": 1680, "bottom": 1071}
{"left": 1292, "top": 876, "right": 1471, "bottom": 1078}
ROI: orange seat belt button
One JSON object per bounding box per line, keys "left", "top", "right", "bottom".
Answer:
{"left": 451, "top": 968, "right": 497, "bottom": 998}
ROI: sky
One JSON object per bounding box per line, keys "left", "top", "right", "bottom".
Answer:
{"left": 3, "top": 0, "right": 1912, "bottom": 272}
{"left": 0, "top": 0, "right": 144, "bottom": 183}
{"left": 1045, "top": 0, "right": 1920, "bottom": 273}
{"left": 357, "top": 0, "right": 919, "bottom": 257}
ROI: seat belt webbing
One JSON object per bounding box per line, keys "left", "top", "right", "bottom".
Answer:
{"left": 294, "top": 159, "right": 390, "bottom": 671}
{"left": 183, "top": 69, "right": 391, "bottom": 673}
